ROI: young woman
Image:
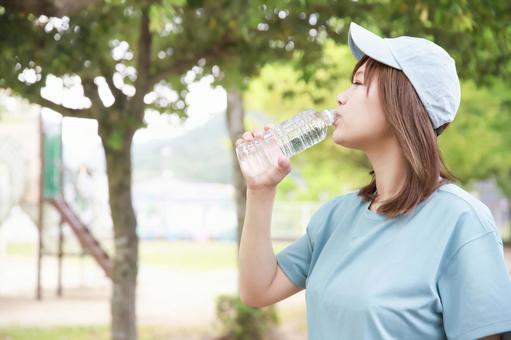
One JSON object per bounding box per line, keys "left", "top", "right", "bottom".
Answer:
{"left": 236, "top": 22, "right": 511, "bottom": 339}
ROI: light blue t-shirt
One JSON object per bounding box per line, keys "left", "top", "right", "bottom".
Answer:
{"left": 276, "top": 183, "right": 511, "bottom": 339}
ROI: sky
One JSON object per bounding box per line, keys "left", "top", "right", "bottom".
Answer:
{"left": 35, "top": 74, "right": 228, "bottom": 166}
{"left": 15, "top": 70, "right": 228, "bottom": 176}
{"left": 12, "top": 16, "right": 229, "bottom": 147}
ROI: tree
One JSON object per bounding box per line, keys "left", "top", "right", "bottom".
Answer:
{"left": 244, "top": 29, "right": 511, "bottom": 202}
{"left": 0, "top": 0, "right": 100, "bottom": 17}
{"left": 1, "top": 1, "right": 510, "bottom": 338}
{"left": 0, "top": 1, "right": 362, "bottom": 338}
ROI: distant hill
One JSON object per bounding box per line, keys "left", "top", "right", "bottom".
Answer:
{"left": 132, "top": 110, "right": 278, "bottom": 184}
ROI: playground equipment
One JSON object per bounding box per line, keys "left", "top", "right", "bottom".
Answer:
{"left": 35, "top": 111, "right": 112, "bottom": 299}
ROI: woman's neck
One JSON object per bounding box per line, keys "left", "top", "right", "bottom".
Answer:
{"left": 365, "top": 136, "right": 408, "bottom": 202}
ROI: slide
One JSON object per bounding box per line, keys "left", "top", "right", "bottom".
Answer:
{"left": 50, "top": 198, "right": 112, "bottom": 278}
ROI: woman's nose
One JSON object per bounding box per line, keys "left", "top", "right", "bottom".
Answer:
{"left": 336, "top": 92, "right": 348, "bottom": 106}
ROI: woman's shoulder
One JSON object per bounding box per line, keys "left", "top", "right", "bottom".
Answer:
{"left": 314, "top": 190, "right": 366, "bottom": 221}
{"left": 433, "top": 182, "right": 498, "bottom": 237}
{"left": 329, "top": 189, "right": 362, "bottom": 209}
{"left": 305, "top": 191, "right": 362, "bottom": 242}
{"left": 434, "top": 183, "right": 506, "bottom": 278}
{"left": 309, "top": 190, "right": 361, "bottom": 225}
{"left": 436, "top": 183, "right": 493, "bottom": 219}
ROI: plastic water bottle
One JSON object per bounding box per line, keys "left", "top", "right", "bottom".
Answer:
{"left": 236, "top": 108, "right": 336, "bottom": 177}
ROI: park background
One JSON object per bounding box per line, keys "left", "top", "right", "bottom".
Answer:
{"left": 0, "top": 1, "right": 510, "bottom": 339}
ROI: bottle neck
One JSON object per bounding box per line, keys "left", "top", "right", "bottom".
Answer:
{"left": 320, "top": 108, "right": 336, "bottom": 125}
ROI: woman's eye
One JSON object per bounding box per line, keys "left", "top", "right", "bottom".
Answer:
{"left": 353, "top": 81, "right": 363, "bottom": 86}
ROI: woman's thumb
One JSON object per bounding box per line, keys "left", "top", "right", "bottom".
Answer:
{"left": 277, "top": 155, "right": 290, "bottom": 171}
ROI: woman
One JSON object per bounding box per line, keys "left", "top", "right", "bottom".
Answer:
{"left": 237, "top": 22, "right": 511, "bottom": 339}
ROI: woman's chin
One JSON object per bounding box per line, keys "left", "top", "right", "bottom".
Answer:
{"left": 332, "top": 129, "right": 345, "bottom": 145}
{"left": 332, "top": 132, "right": 358, "bottom": 149}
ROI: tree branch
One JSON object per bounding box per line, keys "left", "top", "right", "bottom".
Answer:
{"left": 29, "top": 95, "right": 95, "bottom": 119}
{"left": 82, "top": 77, "right": 103, "bottom": 114}
{"left": 148, "top": 38, "right": 233, "bottom": 87}
{"left": 127, "top": 4, "right": 152, "bottom": 119}
{"left": 134, "top": 5, "right": 152, "bottom": 93}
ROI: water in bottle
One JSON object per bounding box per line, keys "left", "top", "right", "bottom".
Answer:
{"left": 236, "top": 108, "right": 336, "bottom": 177}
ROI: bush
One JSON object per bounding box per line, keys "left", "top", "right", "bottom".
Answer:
{"left": 215, "top": 294, "right": 279, "bottom": 340}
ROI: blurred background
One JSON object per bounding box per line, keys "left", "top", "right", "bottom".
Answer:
{"left": 0, "top": 1, "right": 510, "bottom": 339}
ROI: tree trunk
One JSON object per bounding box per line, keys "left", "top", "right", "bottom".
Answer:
{"left": 101, "top": 128, "right": 138, "bottom": 340}
{"left": 226, "top": 90, "right": 247, "bottom": 255}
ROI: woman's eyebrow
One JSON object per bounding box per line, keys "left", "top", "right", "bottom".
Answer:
{"left": 352, "top": 70, "right": 365, "bottom": 82}
{"left": 354, "top": 70, "right": 364, "bottom": 78}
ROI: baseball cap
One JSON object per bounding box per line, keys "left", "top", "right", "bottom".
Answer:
{"left": 347, "top": 22, "right": 461, "bottom": 130}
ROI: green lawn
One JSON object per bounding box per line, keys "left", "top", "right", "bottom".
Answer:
{"left": 141, "top": 240, "right": 239, "bottom": 270}
{"left": 0, "top": 240, "right": 305, "bottom": 339}
{"left": 0, "top": 324, "right": 215, "bottom": 340}
{"left": 0, "top": 325, "right": 109, "bottom": 340}
{"left": 0, "top": 305, "right": 307, "bottom": 340}
{"left": 4, "top": 242, "right": 36, "bottom": 257}
{"left": 139, "top": 240, "right": 291, "bottom": 270}
{"left": 4, "top": 240, "right": 293, "bottom": 270}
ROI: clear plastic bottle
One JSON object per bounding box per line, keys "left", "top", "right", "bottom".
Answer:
{"left": 236, "top": 108, "right": 336, "bottom": 177}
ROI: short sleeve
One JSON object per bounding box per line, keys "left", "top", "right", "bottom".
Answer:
{"left": 275, "top": 197, "right": 339, "bottom": 289}
{"left": 438, "top": 230, "right": 511, "bottom": 340}
{"left": 276, "top": 228, "right": 313, "bottom": 289}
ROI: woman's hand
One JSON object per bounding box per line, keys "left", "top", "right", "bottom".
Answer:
{"left": 235, "top": 124, "right": 291, "bottom": 192}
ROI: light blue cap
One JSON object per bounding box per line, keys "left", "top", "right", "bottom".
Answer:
{"left": 348, "top": 22, "right": 461, "bottom": 130}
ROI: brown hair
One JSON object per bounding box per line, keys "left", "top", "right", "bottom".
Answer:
{"left": 354, "top": 55, "right": 458, "bottom": 218}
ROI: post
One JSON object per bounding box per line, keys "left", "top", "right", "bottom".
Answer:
{"left": 57, "top": 116, "right": 64, "bottom": 297}
{"left": 57, "top": 219, "right": 64, "bottom": 297}
{"left": 36, "top": 111, "right": 44, "bottom": 300}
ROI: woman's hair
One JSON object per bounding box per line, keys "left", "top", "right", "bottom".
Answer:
{"left": 354, "top": 55, "right": 458, "bottom": 218}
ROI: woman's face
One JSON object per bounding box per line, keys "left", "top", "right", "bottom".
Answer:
{"left": 332, "top": 62, "right": 392, "bottom": 151}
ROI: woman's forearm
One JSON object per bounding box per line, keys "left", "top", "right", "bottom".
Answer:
{"left": 238, "top": 187, "right": 278, "bottom": 305}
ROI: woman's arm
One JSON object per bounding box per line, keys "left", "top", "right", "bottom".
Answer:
{"left": 238, "top": 188, "right": 302, "bottom": 308}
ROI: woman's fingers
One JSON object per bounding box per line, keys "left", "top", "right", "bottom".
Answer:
{"left": 253, "top": 128, "right": 263, "bottom": 139}
{"left": 242, "top": 131, "right": 253, "bottom": 141}
{"left": 238, "top": 125, "right": 273, "bottom": 145}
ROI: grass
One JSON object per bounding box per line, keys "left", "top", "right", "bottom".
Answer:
{"left": 0, "top": 324, "right": 215, "bottom": 340}
{"left": 140, "top": 240, "right": 237, "bottom": 270}
{"left": 4, "top": 240, "right": 293, "bottom": 270}
{"left": 139, "top": 240, "right": 291, "bottom": 270}
{"left": 0, "top": 303, "right": 307, "bottom": 339}
{"left": 0, "top": 240, "right": 306, "bottom": 339}
{"left": 0, "top": 325, "right": 109, "bottom": 340}
{"left": 4, "top": 243, "right": 36, "bottom": 257}
{"left": 0, "top": 305, "right": 307, "bottom": 340}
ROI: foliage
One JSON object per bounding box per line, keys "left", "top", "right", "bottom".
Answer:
{"left": 215, "top": 294, "right": 279, "bottom": 340}
{"left": 438, "top": 79, "right": 511, "bottom": 189}
{"left": 245, "top": 41, "right": 511, "bottom": 200}
{"left": 0, "top": 1, "right": 509, "bottom": 194}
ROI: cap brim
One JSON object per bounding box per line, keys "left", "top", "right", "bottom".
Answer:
{"left": 348, "top": 22, "right": 401, "bottom": 70}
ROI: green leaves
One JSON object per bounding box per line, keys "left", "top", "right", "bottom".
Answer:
{"left": 1, "top": 0, "right": 510, "bottom": 199}
{"left": 245, "top": 36, "right": 511, "bottom": 200}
